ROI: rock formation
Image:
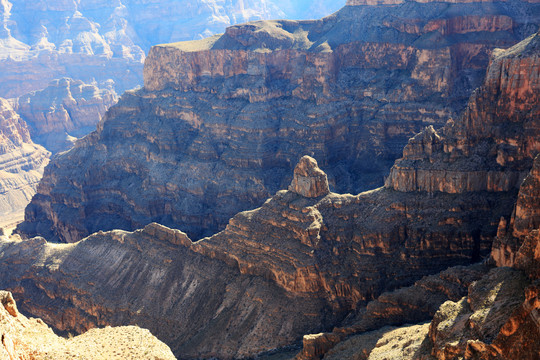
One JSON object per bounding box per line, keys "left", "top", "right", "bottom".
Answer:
{"left": 14, "top": 78, "right": 118, "bottom": 153}
{"left": 0, "top": 290, "right": 176, "bottom": 360}
{"left": 0, "top": 4, "right": 538, "bottom": 360}
{"left": 17, "top": 0, "right": 540, "bottom": 242}
{"left": 2, "top": 27, "right": 539, "bottom": 356}
{"left": 0, "top": 98, "right": 49, "bottom": 228}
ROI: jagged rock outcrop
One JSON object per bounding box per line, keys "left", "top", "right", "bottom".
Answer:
{"left": 0, "top": 290, "right": 176, "bottom": 360}
{"left": 13, "top": 78, "right": 118, "bottom": 153}
{"left": 288, "top": 156, "right": 330, "bottom": 198}
{"left": 492, "top": 155, "right": 540, "bottom": 271}
{"left": 0, "top": 98, "right": 49, "bottom": 228}
{"left": 18, "top": 0, "right": 540, "bottom": 242}
{"left": 385, "top": 31, "right": 540, "bottom": 194}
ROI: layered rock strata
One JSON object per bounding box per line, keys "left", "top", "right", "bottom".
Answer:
{"left": 0, "top": 98, "right": 49, "bottom": 228}
{"left": 1, "top": 7, "right": 539, "bottom": 360}
{"left": 0, "top": 290, "right": 176, "bottom": 360}
{"left": 18, "top": 0, "right": 540, "bottom": 242}
{"left": 14, "top": 78, "right": 118, "bottom": 153}
{"left": 423, "top": 154, "right": 540, "bottom": 360}
{"left": 262, "top": 30, "right": 540, "bottom": 360}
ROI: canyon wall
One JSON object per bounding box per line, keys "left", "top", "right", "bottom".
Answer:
{"left": 17, "top": 0, "right": 540, "bottom": 242}
{"left": 14, "top": 78, "right": 118, "bottom": 153}
{"left": 0, "top": 0, "right": 342, "bottom": 221}
{"left": 0, "top": 98, "right": 50, "bottom": 228}
{"left": 0, "top": 0, "right": 341, "bottom": 98}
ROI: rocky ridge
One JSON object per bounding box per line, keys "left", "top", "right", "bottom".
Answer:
{"left": 0, "top": 290, "right": 176, "bottom": 360}
{"left": 0, "top": 98, "right": 49, "bottom": 228}
{"left": 18, "top": 0, "right": 540, "bottom": 242}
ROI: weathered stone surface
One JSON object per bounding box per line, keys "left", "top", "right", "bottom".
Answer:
{"left": 429, "top": 267, "right": 529, "bottom": 359}
{"left": 323, "top": 323, "right": 431, "bottom": 360}
{"left": 288, "top": 156, "right": 329, "bottom": 198}
{"left": 18, "top": 1, "right": 540, "bottom": 242}
{"left": 1, "top": 6, "right": 539, "bottom": 360}
{"left": 14, "top": 78, "right": 118, "bottom": 153}
{"left": 0, "top": 98, "right": 50, "bottom": 228}
{"left": 0, "top": 225, "right": 339, "bottom": 359}
{"left": 0, "top": 290, "right": 176, "bottom": 360}
{"left": 293, "top": 264, "right": 488, "bottom": 359}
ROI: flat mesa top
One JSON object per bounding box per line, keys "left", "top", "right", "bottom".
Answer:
{"left": 159, "top": 34, "right": 222, "bottom": 52}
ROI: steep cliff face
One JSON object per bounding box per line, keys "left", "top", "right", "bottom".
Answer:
{"left": 14, "top": 78, "right": 118, "bottom": 153}
{"left": 0, "top": 98, "right": 49, "bottom": 228}
{"left": 0, "top": 290, "right": 176, "bottom": 360}
{"left": 386, "top": 31, "right": 540, "bottom": 195}
{"left": 18, "top": 0, "right": 540, "bottom": 242}
{"left": 424, "top": 156, "right": 540, "bottom": 360}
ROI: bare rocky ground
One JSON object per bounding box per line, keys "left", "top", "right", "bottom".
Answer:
{"left": 0, "top": 291, "right": 176, "bottom": 360}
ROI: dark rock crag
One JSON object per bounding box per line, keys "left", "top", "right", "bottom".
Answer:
{"left": 16, "top": 0, "right": 540, "bottom": 242}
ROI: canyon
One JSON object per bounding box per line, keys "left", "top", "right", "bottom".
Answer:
{"left": 16, "top": 0, "right": 540, "bottom": 242}
{"left": 0, "top": 25, "right": 538, "bottom": 359}
{"left": 0, "top": 0, "right": 339, "bottom": 231}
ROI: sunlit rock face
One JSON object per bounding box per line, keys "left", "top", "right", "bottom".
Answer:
{"left": 16, "top": 0, "right": 540, "bottom": 243}
{"left": 0, "top": 98, "right": 49, "bottom": 227}
{"left": 0, "top": 290, "right": 176, "bottom": 360}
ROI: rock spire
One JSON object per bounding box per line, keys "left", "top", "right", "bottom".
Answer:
{"left": 288, "top": 156, "right": 330, "bottom": 198}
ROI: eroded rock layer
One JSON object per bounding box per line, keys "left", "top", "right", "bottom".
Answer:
{"left": 18, "top": 0, "right": 540, "bottom": 242}
{"left": 0, "top": 98, "right": 49, "bottom": 227}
